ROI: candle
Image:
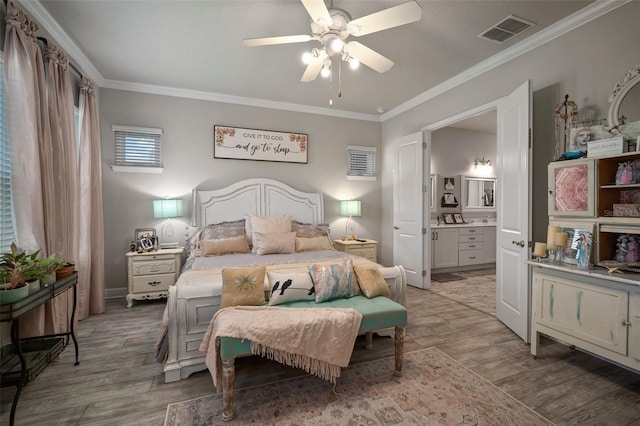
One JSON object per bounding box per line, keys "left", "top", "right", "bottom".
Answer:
{"left": 533, "top": 242, "right": 547, "bottom": 257}
{"left": 547, "top": 225, "right": 560, "bottom": 248}
{"left": 554, "top": 232, "right": 569, "bottom": 247}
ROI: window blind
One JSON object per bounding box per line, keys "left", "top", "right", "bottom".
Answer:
{"left": 347, "top": 145, "right": 376, "bottom": 178}
{"left": 0, "top": 56, "right": 17, "bottom": 251}
{"left": 113, "top": 125, "right": 162, "bottom": 167}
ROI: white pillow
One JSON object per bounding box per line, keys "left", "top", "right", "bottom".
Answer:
{"left": 267, "top": 271, "right": 315, "bottom": 305}
{"left": 253, "top": 231, "right": 296, "bottom": 255}
{"left": 248, "top": 215, "right": 292, "bottom": 252}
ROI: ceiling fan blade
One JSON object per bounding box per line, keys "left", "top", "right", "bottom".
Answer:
{"left": 300, "top": 0, "right": 333, "bottom": 26}
{"left": 243, "top": 34, "right": 313, "bottom": 47}
{"left": 345, "top": 41, "right": 394, "bottom": 73}
{"left": 348, "top": 1, "right": 422, "bottom": 37}
{"left": 300, "top": 52, "right": 328, "bottom": 82}
{"left": 300, "top": 59, "right": 323, "bottom": 82}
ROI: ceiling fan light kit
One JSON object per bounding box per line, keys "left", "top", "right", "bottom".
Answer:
{"left": 244, "top": 0, "right": 422, "bottom": 104}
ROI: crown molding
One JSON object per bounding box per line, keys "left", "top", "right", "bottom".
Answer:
{"left": 18, "top": 0, "right": 104, "bottom": 85}
{"left": 101, "top": 79, "right": 380, "bottom": 122}
{"left": 21, "top": 0, "right": 628, "bottom": 123}
{"left": 381, "top": 0, "right": 632, "bottom": 122}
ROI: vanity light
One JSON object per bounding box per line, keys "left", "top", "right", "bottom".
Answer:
{"left": 474, "top": 157, "right": 492, "bottom": 167}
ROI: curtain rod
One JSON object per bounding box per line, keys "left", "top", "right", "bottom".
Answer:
{"left": 37, "top": 36, "right": 83, "bottom": 80}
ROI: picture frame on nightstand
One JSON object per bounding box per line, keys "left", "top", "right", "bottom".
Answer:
{"left": 135, "top": 228, "right": 157, "bottom": 251}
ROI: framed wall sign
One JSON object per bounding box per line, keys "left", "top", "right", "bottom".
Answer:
{"left": 214, "top": 125, "right": 308, "bottom": 163}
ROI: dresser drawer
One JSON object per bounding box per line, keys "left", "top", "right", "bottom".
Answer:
{"left": 459, "top": 241, "right": 484, "bottom": 251}
{"left": 131, "top": 258, "right": 176, "bottom": 276}
{"left": 132, "top": 273, "right": 174, "bottom": 293}
{"left": 459, "top": 233, "right": 484, "bottom": 243}
{"left": 458, "top": 249, "right": 485, "bottom": 266}
{"left": 458, "top": 227, "right": 483, "bottom": 236}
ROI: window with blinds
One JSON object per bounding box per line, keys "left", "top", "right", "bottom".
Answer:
{"left": 112, "top": 125, "right": 162, "bottom": 169}
{"left": 0, "top": 56, "right": 17, "bottom": 251}
{"left": 347, "top": 145, "right": 377, "bottom": 180}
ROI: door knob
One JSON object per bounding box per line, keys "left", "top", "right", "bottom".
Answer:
{"left": 512, "top": 240, "right": 525, "bottom": 247}
{"left": 393, "top": 226, "right": 399, "bottom": 230}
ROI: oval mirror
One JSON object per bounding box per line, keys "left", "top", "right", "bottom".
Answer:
{"left": 608, "top": 64, "right": 640, "bottom": 127}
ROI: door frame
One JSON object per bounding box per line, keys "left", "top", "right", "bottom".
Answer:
{"left": 422, "top": 101, "right": 498, "bottom": 282}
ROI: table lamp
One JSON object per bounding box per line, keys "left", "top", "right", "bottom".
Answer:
{"left": 340, "top": 200, "right": 361, "bottom": 240}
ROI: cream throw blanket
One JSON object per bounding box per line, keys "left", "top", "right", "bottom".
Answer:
{"left": 199, "top": 305, "right": 363, "bottom": 391}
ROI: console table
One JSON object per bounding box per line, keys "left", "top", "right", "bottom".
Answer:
{"left": 0, "top": 272, "right": 79, "bottom": 426}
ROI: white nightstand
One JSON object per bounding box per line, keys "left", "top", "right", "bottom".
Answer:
{"left": 125, "top": 248, "right": 184, "bottom": 308}
{"left": 334, "top": 239, "right": 377, "bottom": 262}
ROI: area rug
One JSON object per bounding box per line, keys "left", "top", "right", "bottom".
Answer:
{"left": 430, "top": 269, "right": 496, "bottom": 316}
{"left": 164, "top": 348, "right": 551, "bottom": 425}
{"left": 430, "top": 272, "right": 464, "bottom": 282}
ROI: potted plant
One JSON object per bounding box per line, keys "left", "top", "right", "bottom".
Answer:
{"left": 0, "top": 243, "right": 30, "bottom": 304}
{"left": 37, "top": 254, "right": 65, "bottom": 285}
{"left": 55, "top": 260, "right": 75, "bottom": 280}
{"left": 18, "top": 248, "right": 44, "bottom": 294}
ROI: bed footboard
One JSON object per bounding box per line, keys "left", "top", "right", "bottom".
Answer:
{"left": 163, "top": 264, "right": 407, "bottom": 383}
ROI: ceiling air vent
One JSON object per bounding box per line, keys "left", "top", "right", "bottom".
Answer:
{"left": 478, "top": 15, "right": 535, "bottom": 44}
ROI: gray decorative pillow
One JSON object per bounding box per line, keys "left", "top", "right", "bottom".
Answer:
{"left": 200, "top": 226, "right": 245, "bottom": 241}
{"left": 291, "top": 220, "right": 330, "bottom": 238}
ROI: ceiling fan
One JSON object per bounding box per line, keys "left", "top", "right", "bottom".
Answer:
{"left": 243, "top": 0, "right": 422, "bottom": 82}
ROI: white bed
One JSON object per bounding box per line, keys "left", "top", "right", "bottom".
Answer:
{"left": 161, "top": 178, "right": 407, "bottom": 383}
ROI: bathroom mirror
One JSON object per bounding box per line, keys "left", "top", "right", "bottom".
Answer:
{"left": 461, "top": 176, "right": 496, "bottom": 212}
{"left": 608, "top": 64, "right": 640, "bottom": 127}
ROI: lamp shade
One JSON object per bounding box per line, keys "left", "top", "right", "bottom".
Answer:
{"left": 340, "top": 200, "right": 362, "bottom": 217}
{"left": 153, "top": 199, "right": 183, "bottom": 219}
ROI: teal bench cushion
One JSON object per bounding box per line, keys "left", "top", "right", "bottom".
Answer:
{"left": 219, "top": 295, "right": 407, "bottom": 360}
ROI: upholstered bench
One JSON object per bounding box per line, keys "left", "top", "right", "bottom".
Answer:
{"left": 218, "top": 295, "right": 408, "bottom": 421}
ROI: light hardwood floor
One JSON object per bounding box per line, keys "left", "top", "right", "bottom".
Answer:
{"left": 2, "top": 283, "right": 640, "bottom": 425}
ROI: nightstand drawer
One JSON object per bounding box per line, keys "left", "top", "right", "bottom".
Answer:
{"left": 459, "top": 241, "right": 484, "bottom": 251}
{"left": 132, "top": 273, "right": 174, "bottom": 293}
{"left": 349, "top": 247, "right": 376, "bottom": 260}
{"left": 458, "top": 249, "right": 485, "bottom": 266}
{"left": 131, "top": 258, "right": 176, "bottom": 276}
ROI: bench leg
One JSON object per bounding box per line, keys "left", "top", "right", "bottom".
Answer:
{"left": 365, "top": 331, "right": 373, "bottom": 349}
{"left": 394, "top": 327, "right": 404, "bottom": 377}
{"left": 222, "top": 358, "right": 235, "bottom": 421}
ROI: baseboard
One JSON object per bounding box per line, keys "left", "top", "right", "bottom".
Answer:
{"left": 106, "top": 287, "right": 128, "bottom": 299}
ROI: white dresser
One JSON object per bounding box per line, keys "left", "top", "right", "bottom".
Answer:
{"left": 126, "top": 248, "right": 184, "bottom": 308}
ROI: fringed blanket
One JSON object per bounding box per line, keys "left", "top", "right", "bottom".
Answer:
{"left": 199, "top": 305, "right": 363, "bottom": 391}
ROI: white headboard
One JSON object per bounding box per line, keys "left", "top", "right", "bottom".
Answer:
{"left": 192, "top": 178, "right": 325, "bottom": 227}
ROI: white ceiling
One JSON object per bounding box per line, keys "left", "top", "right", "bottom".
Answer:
{"left": 29, "top": 0, "right": 611, "bottom": 123}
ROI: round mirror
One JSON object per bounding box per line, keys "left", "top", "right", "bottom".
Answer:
{"left": 608, "top": 65, "right": 640, "bottom": 127}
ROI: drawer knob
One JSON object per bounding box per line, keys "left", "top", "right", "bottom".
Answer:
{"left": 148, "top": 281, "right": 162, "bottom": 286}
{"left": 622, "top": 319, "right": 631, "bottom": 327}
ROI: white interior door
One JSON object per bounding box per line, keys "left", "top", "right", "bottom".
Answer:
{"left": 393, "top": 132, "right": 426, "bottom": 288}
{"left": 496, "top": 80, "right": 531, "bottom": 342}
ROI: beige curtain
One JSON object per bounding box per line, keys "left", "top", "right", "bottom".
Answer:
{"left": 4, "top": 0, "right": 104, "bottom": 331}
{"left": 78, "top": 77, "right": 105, "bottom": 317}
{"left": 4, "top": 0, "right": 50, "bottom": 337}
{"left": 43, "top": 43, "right": 79, "bottom": 332}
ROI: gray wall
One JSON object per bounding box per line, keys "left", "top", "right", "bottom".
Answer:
{"left": 379, "top": 1, "right": 640, "bottom": 265}
{"left": 99, "top": 90, "right": 381, "bottom": 292}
